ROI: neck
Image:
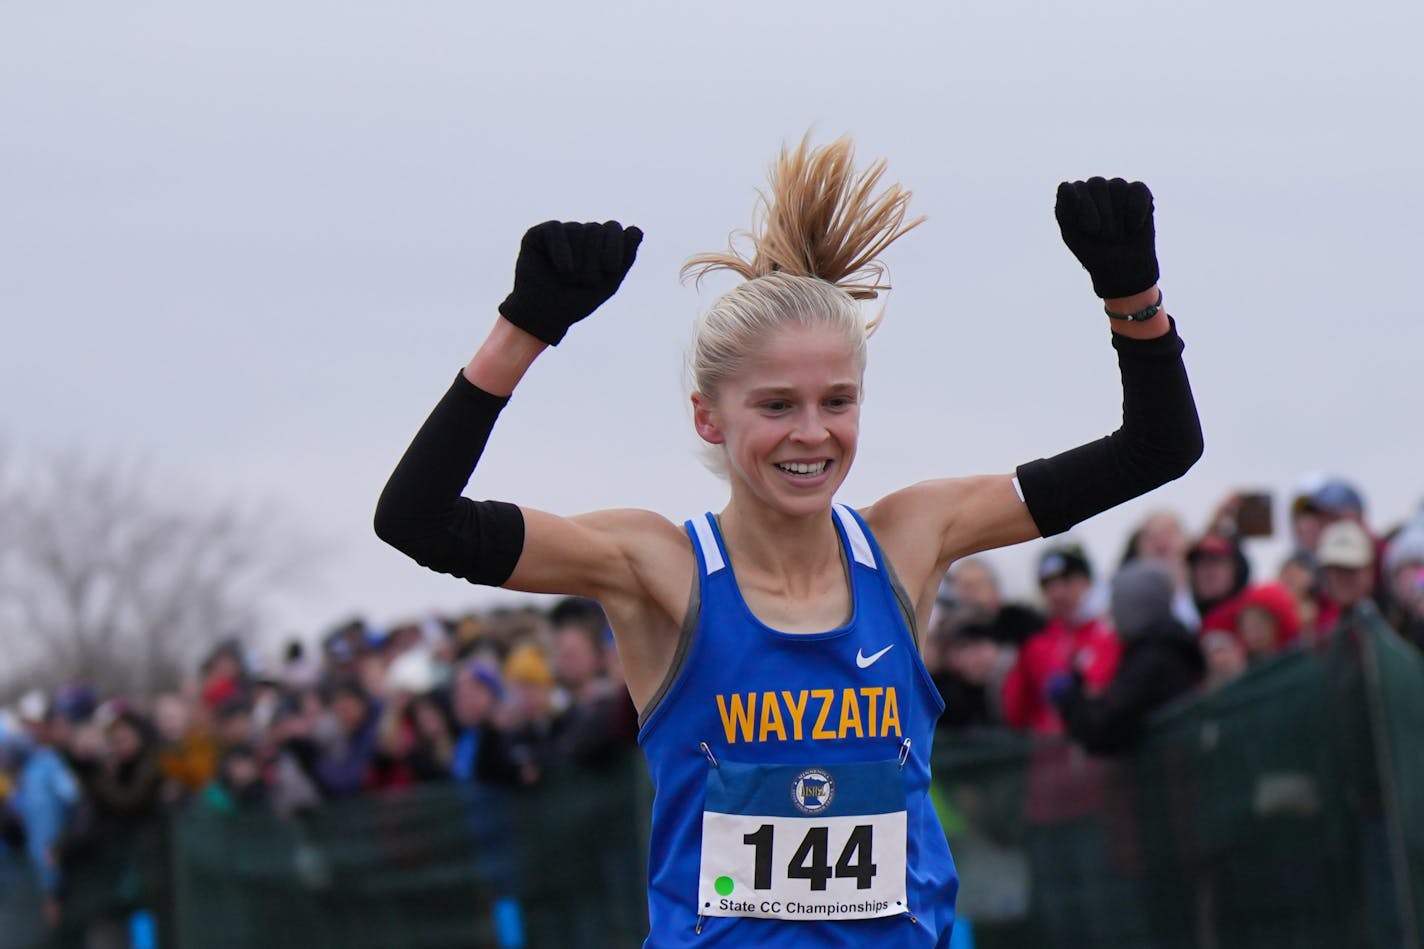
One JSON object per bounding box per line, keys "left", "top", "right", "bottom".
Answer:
{"left": 717, "top": 494, "right": 842, "bottom": 595}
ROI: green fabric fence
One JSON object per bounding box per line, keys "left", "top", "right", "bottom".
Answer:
{"left": 941, "top": 606, "right": 1423, "bottom": 949}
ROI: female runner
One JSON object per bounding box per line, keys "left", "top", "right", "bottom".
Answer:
{"left": 374, "top": 137, "right": 1202, "bottom": 947}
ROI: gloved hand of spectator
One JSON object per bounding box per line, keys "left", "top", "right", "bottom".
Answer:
{"left": 1046, "top": 670, "right": 1078, "bottom": 706}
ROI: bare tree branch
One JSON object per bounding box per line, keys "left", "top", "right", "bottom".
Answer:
{"left": 0, "top": 446, "right": 321, "bottom": 697}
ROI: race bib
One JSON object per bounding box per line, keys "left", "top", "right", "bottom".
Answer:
{"left": 697, "top": 759, "right": 908, "bottom": 921}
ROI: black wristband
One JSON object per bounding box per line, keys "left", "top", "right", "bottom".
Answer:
{"left": 374, "top": 373, "right": 526, "bottom": 587}
{"left": 1104, "top": 289, "right": 1164, "bottom": 322}
{"left": 1016, "top": 319, "right": 1203, "bottom": 537}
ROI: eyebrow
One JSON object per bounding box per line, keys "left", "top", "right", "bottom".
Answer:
{"left": 745, "top": 382, "right": 860, "bottom": 398}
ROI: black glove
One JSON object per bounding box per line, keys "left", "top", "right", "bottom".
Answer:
{"left": 1054, "top": 177, "right": 1158, "bottom": 300}
{"left": 498, "top": 220, "right": 643, "bottom": 346}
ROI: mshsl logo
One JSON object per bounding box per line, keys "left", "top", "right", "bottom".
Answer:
{"left": 790, "top": 768, "right": 835, "bottom": 815}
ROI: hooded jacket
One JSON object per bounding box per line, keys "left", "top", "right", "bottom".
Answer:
{"left": 1053, "top": 616, "right": 1204, "bottom": 755}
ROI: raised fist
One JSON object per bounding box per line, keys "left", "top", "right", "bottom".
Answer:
{"left": 498, "top": 220, "right": 644, "bottom": 346}
{"left": 1054, "top": 178, "right": 1158, "bottom": 300}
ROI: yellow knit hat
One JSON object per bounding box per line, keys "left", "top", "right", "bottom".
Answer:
{"left": 503, "top": 643, "right": 554, "bottom": 687}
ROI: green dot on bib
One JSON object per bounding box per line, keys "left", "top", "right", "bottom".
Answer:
{"left": 714, "top": 876, "right": 734, "bottom": 896}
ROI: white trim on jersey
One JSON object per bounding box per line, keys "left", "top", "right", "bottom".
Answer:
{"left": 833, "top": 504, "right": 877, "bottom": 570}
{"left": 693, "top": 513, "right": 726, "bottom": 575}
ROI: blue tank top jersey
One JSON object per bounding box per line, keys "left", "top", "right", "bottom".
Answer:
{"left": 637, "top": 503, "right": 958, "bottom": 948}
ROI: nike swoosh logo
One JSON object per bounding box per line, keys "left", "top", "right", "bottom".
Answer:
{"left": 855, "top": 644, "right": 894, "bottom": 669}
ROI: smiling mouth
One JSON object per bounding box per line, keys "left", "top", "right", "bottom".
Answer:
{"left": 775, "top": 460, "right": 829, "bottom": 477}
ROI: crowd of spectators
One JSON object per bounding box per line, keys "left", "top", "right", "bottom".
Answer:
{"left": 3, "top": 474, "right": 1423, "bottom": 944}
{"left": 0, "top": 596, "right": 637, "bottom": 944}
{"left": 926, "top": 477, "right": 1424, "bottom": 754}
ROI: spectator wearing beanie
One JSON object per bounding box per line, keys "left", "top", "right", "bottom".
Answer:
{"left": 449, "top": 663, "right": 520, "bottom": 787}
{"left": 1382, "top": 517, "right": 1424, "bottom": 651}
{"left": 1001, "top": 545, "right": 1119, "bottom": 736}
{"left": 501, "top": 644, "right": 561, "bottom": 786}
{"left": 1052, "top": 561, "right": 1205, "bottom": 755}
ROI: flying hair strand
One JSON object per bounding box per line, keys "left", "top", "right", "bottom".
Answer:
{"left": 681, "top": 134, "right": 925, "bottom": 303}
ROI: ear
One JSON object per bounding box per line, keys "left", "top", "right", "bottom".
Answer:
{"left": 690, "top": 392, "right": 725, "bottom": 445}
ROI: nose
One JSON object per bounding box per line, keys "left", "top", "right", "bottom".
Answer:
{"left": 790, "top": 405, "right": 829, "bottom": 444}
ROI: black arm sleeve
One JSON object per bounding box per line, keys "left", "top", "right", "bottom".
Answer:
{"left": 1016, "top": 318, "right": 1204, "bottom": 538}
{"left": 373, "top": 372, "right": 525, "bottom": 587}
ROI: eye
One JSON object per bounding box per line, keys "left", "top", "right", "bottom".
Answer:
{"left": 824, "top": 395, "right": 857, "bottom": 410}
{"left": 762, "top": 400, "right": 792, "bottom": 413}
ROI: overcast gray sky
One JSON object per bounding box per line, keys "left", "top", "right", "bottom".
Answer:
{"left": 3, "top": 0, "right": 1421, "bottom": 642}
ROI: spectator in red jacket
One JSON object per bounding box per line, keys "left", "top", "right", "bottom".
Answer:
{"left": 1234, "top": 582, "right": 1303, "bottom": 660}
{"left": 1188, "top": 532, "right": 1251, "bottom": 635}
{"left": 1002, "top": 545, "right": 1120, "bottom": 735}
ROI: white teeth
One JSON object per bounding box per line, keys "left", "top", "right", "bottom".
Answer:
{"left": 776, "top": 461, "right": 827, "bottom": 476}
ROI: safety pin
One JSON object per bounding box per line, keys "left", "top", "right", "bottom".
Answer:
{"left": 700, "top": 742, "right": 719, "bottom": 768}
{"left": 897, "top": 738, "right": 912, "bottom": 770}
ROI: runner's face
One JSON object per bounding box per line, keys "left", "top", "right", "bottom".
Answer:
{"left": 695, "top": 324, "right": 861, "bottom": 518}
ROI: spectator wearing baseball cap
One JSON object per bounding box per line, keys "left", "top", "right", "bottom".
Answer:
{"left": 1001, "top": 545, "right": 1120, "bottom": 736}
{"left": 1316, "top": 520, "right": 1377, "bottom": 630}
{"left": 1187, "top": 532, "right": 1251, "bottom": 637}
{"left": 1290, "top": 476, "right": 1366, "bottom": 557}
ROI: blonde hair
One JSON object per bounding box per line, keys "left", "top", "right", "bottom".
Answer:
{"left": 682, "top": 135, "right": 923, "bottom": 404}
